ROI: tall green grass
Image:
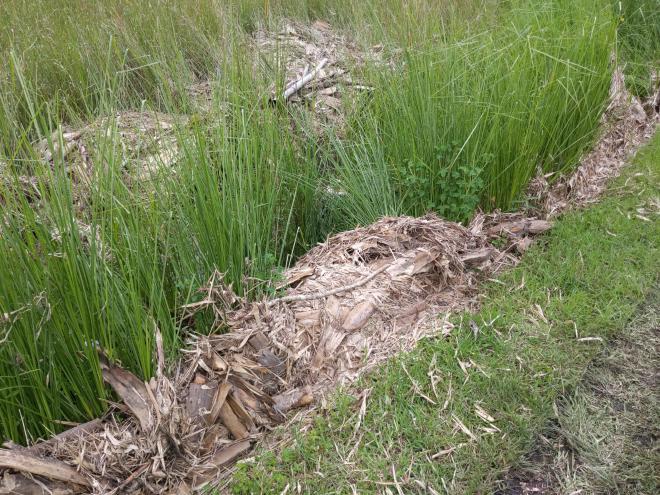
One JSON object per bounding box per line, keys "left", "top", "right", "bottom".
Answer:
{"left": 0, "top": 0, "right": 641, "bottom": 443}
{"left": 329, "top": 0, "right": 614, "bottom": 227}
{"left": 0, "top": 65, "right": 319, "bottom": 442}
{"left": 0, "top": 147, "right": 179, "bottom": 441}
{"left": 615, "top": 0, "right": 660, "bottom": 97}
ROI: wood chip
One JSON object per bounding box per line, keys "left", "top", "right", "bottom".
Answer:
{"left": 515, "top": 237, "right": 534, "bottom": 253}
{"left": 474, "top": 404, "right": 496, "bottom": 423}
{"left": 227, "top": 393, "right": 256, "bottom": 432}
{"left": 247, "top": 332, "right": 271, "bottom": 351}
{"left": 460, "top": 247, "right": 495, "bottom": 266}
{"left": 209, "top": 352, "right": 228, "bottom": 372}
{"left": 0, "top": 471, "right": 80, "bottom": 495}
{"left": 254, "top": 348, "right": 286, "bottom": 377}
{"left": 276, "top": 267, "right": 315, "bottom": 289}
{"left": 206, "top": 382, "right": 232, "bottom": 425}
{"left": 272, "top": 386, "right": 314, "bottom": 414}
{"left": 431, "top": 447, "right": 456, "bottom": 460}
{"left": 452, "top": 414, "right": 477, "bottom": 441}
{"left": 311, "top": 326, "right": 345, "bottom": 370}
{"left": 386, "top": 249, "right": 438, "bottom": 277}
{"left": 193, "top": 440, "right": 252, "bottom": 488}
{"left": 341, "top": 301, "right": 375, "bottom": 331}
{"left": 218, "top": 403, "right": 249, "bottom": 440}
{"left": 27, "top": 419, "right": 102, "bottom": 454}
{"left": 487, "top": 219, "right": 552, "bottom": 237}
{"left": 186, "top": 381, "right": 217, "bottom": 422}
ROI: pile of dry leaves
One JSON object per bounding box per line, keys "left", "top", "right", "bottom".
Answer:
{"left": 256, "top": 20, "right": 384, "bottom": 135}
{"left": 189, "top": 20, "right": 387, "bottom": 135}
{"left": 0, "top": 51, "right": 657, "bottom": 495}
{"left": 1, "top": 111, "right": 183, "bottom": 217}
{"left": 0, "top": 212, "right": 541, "bottom": 495}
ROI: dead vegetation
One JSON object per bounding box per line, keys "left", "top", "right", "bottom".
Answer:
{"left": 254, "top": 20, "right": 384, "bottom": 135}
{"left": 189, "top": 20, "right": 386, "bottom": 135}
{"left": 0, "top": 29, "right": 658, "bottom": 495}
{"left": 2, "top": 111, "right": 183, "bottom": 215}
{"left": 530, "top": 67, "right": 659, "bottom": 216}
{"left": 0, "top": 209, "right": 553, "bottom": 494}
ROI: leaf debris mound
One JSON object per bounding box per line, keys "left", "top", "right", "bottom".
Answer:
{"left": 0, "top": 214, "right": 513, "bottom": 494}
{"left": 256, "top": 20, "right": 387, "bottom": 135}
{"left": 188, "top": 20, "right": 386, "bottom": 134}
{"left": 2, "top": 111, "right": 183, "bottom": 216}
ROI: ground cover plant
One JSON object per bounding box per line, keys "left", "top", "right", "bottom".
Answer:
{"left": 229, "top": 123, "right": 660, "bottom": 495}
{"left": 0, "top": 0, "right": 654, "bottom": 449}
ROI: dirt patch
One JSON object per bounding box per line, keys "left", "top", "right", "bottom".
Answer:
{"left": 496, "top": 285, "right": 659, "bottom": 495}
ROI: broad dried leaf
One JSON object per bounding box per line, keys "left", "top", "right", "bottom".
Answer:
{"left": 98, "top": 353, "right": 152, "bottom": 432}
{"left": 0, "top": 450, "right": 90, "bottom": 487}
{"left": 342, "top": 301, "right": 375, "bottom": 331}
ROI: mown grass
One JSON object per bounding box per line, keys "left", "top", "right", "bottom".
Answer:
{"left": 507, "top": 287, "right": 659, "bottom": 494}
{"left": 0, "top": 0, "right": 649, "bottom": 443}
{"left": 230, "top": 133, "right": 660, "bottom": 493}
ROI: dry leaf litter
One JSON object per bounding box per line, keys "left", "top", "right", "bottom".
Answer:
{"left": 189, "top": 20, "right": 388, "bottom": 135}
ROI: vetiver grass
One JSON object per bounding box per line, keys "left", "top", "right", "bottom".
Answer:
{"left": 0, "top": 0, "right": 643, "bottom": 444}
{"left": 329, "top": 0, "right": 614, "bottom": 228}
{"left": 0, "top": 69, "right": 319, "bottom": 441}
{"left": 229, "top": 119, "right": 660, "bottom": 494}
{"left": 614, "top": 0, "right": 660, "bottom": 98}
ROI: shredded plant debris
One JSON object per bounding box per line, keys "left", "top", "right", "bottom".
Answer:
{"left": 2, "top": 111, "right": 183, "bottom": 216}
{"left": 189, "top": 20, "right": 386, "bottom": 135}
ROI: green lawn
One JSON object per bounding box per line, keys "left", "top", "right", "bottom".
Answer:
{"left": 230, "top": 133, "right": 660, "bottom": 494}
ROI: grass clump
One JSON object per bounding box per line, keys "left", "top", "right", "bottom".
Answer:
{"left": 230, "top": 133, "right": 659, "bottom": 494}
{"left": 330, "top": 0, "right": 614, "bottom": 227}
{"left": 0, "top": 85, "right": 319, "bottom": 442}
{"left": 615, "top": 0, "right": 660, "bottom": 98}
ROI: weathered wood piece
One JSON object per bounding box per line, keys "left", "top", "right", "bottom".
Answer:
{"left": 0, "top": 450, "right": 90, "bottom": 487}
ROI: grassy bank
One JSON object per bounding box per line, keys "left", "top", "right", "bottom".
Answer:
{"left": 0, "top": 0, "right": 640, "bottom": 443}
{"left": 230, "top": 133, "right": 660, "bottom": 493}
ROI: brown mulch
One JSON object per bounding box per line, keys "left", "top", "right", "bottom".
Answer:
{"left": 2, "top": 111, "right": 183, "bottom": 216}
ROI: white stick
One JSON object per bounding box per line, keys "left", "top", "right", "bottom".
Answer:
{"left": 282, "top": 58, "right": 328, "bottom": 101}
